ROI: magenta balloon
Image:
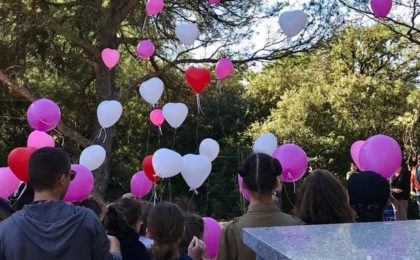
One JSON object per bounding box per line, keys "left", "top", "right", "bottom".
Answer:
{"left": 130, "top": 171, "right": 153, "bottom": 197}
{"left": 101, "top": 48, "right": 120, "bottom": 69}
{"left": 146, "top": 0, "right": 164, "bottom": 16}
{"left": 0, "top": 167, "right": 20, "bottom": 199}
{"left": 150, "top": 109, "right": 164, "bottom": 126}
{"left": 371, "top": 0, "right": 392, "bottom": 18}
{"left": 137, "top": 40, "right": 155, "bottom": 59}
{"left": 64, "top": 164, "right": 94, "bottom": 202}
{"left": 272, "top": 144, "right": 308, "bottom": 182}
{"left": 27, "top": 99, "right": 61, "bottom": 131}
{"left": 237, "top": 175, "right": 249, "bottom": 201}
{"left": 359, "top": 135, "right": 402, "bottom": 179}
{"left": 203, "top": 217, "right": 222, "bottom": 258}
{"left": 215, "top": 58, "right": 233, "bottom": 80}
{"left": 27, "top": 130, "right": 55, "bottom": 149}
{"left": 350, "top": 140, "right": 365, "bottom": 170}
{"left": 209, "top": 0, "right": 221, "bottom": 4}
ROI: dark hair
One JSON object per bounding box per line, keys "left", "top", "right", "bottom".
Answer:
{"left": 0, "top": 199, "right": 14, "bottom": 222}
{"left": 238, "top": 153, "right": 281, "bottom": 195}
{"left": 148, "top": 202, "right": 184, "bottom": 260}
{"left": 139, "top": 201, "right": 154, "bottom": 236}
{"left": 104, "top": 198, "right": 142, "bottom": 235}
{"left": 28, "top": 148, "right": 71, "bottom": 191}
{"left": 293, "top": 170, "right": 356, "bottom": 224}
{"left": 347, "top": 171, "right": 390, "bottom": 222}
{"left": 11, "top": 183, "right": 34, "bottom": 211}
{"left": 179, "top": 213, "right": 204, "bottom": 255}
{"left": 76, "top": 196, "right": 106, "bottom": 219}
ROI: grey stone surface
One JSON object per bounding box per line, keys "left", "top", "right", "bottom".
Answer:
{"left": 243, "top": 220, "right": 420, "bottom": 260}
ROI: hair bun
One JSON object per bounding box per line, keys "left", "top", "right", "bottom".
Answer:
{"left": 270, "top": 158, "right": 282, "bottom": 177}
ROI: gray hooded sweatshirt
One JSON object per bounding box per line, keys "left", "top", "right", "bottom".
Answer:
{"left": 0, "top": 201, "right": 121, "bottom": 260}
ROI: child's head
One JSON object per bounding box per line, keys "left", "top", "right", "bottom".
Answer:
{"left": 76, "top": 196, "right": 106, "bottom": 221}
{"left": 179, "top": 213, "right": 204, "bottom": 255}
{"left": 104, "top": 198, "right": 142, "bottom": 234}
{"left": 147, "top": 202, "right": 184, "bottom": 260}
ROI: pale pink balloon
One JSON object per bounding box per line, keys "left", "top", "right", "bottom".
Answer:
{"left": 146, "top": 0, "right": 164, "bottom": 16}
{"left": 27, "top": 130, "right": 55, "bottom": 148}
{"left": 130, "top": 171, "right": 153, "bottom": 197}
{"left": 101, "top": 48, "right": 120, "bottom": 69}
{"left": 238, "top": 175, "right": 249, "bottom": 201}
{"left": 209, "top": 0, "right": 221, "bottom": 5}
{"left": 137, "top": 40, "right": 155, "bottom": 59}
{"left": 64, "top": 164, "right": 94, "bottom": 202}
{"left": 350, "top": 140, "right": 364, "bottom": 170}
{"left": 371, "top": 0, "right": 392, "bottom": 18}
{"left": 150, "top": 109, "right": 164, "bottom": 126}
{"left": 215, "top": 58, "right": 233, "bottom": 80}
{"left": 0, "top": 167, "right": 20, "bottom": 199}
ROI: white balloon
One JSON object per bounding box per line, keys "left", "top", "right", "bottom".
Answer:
{"left": 175, "top": 23, "right": 199, "bottom": 46}
{"left": 152, "top": 148, "right": 183, "bottom": 178}
{"left": 79, "top": 145, "right": 106, "bottom": 171}
{"left": 162, "top": 103, "right": 188, "bottom": 129}
{"left": 139, "top": 77, "right": 164, "bottom": 106}
{"left": 181, "top": 154, "right": 212, "bottom": 190}
{"left": 279, "top": 10, "right": 308, "bottom": 38}
{"left": 253, "top": 133, "right": 278, "bottom": 156}
{"left": 97, "top": 100, "right": 123, "bottom": 128}
{"left": 199, "top": 138, "right": 220, "bottom": 162}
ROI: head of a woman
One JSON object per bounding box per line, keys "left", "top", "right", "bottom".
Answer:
{"left": 147, "top": 202, "right": 184, "bottom": 260}
{"left": 179, "top": 213, "right": 204, "bottom": 255}
{"left": 239, "top": 153, "right": 282, "bottom": 202}
{"left": 76, "top": 195, "right": 106, "bottom": 221}
{"left": 104, "top": 198, "right": 142, "bottom": 234}
{"left": 293, "top": 169, "right": 356, "bottom": 224}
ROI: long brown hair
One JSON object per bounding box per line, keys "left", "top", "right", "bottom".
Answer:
{"left": 293, "top": 169, "right": 356, "bottom": 224}
{"left": 148, "top": 202, "right": 184, "bottom": 260}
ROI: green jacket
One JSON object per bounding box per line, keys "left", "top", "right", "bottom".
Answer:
{"left": 217, "top": 203, "right": 303, "bottom": 260}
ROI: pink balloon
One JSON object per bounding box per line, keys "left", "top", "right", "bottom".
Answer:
{"left": 0, "top": 167, "right": 20, "bottom": 199}
{"left": 203, "top": 217, "right": 222, "bottom": 258}
{"left": 130, "top": 171, "right": 153, "bottom": 197}
{"left": 27, "top": 98, "right": 61, "bottom": 131}
{"left": 101, "top": 48, "right": 120, "bottom": 69}
{"left": 209, "top": 0, "right": 221, "bottom": 5}
{"left": 27, "top": 130, "right": 55, "bottom": 149}
{"left": 359, "top": 135, "right": 402, "bottom": 179}
{"left": 137, "top": 40, "right": 155, "bottom": 59}
{"left": 215, "top": 58, "right": 233, "bottom": 80}
{"left": 64, "top": 164, "right": 94, "bottom": 202}
{"left": 272, "top": 144, "right": 308, "bottom": 182}
{"left": 146, "top": 0, "right": 164, "bottom": 16}
{"left": 371, "top": 0, "right": 392, "bottom": 18}
{"left": 150, "top": 109, "right": 164, "bottom": 126}
{"left": 350, "top": 140, "right": 365, "bottom": 170}
{"left": 237, "top": 175, "right": 249, "bottom": 201}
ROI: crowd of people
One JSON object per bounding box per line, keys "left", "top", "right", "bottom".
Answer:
{"left": 0, "top": 147, "right": 419, "bottom": 260}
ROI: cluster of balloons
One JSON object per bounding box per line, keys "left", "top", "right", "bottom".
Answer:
{"left": 351, "top": 134, "right": 402, "bottom": 179}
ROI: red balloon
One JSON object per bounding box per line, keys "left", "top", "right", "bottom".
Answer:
{"left": 8, "top": 147, "right": 37, "bottom": 182}
{"left": 185, "top": 67, "right": 211, "bottom": 94}
{"left": 142, "top": 155, "right": 160, "bottom": 182}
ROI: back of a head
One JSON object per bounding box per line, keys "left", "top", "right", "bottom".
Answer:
{"left": 0, "top": 199, "right": 14, "bottom": 223}
{"left": 347, "top": 171, "right": 390, "bottom": 222}
{"left": 139, "top": 201, "right": 154, "bottom": 236}
{"left": 239, "top": 153, "right": 282, "bottom": 195}
{"left": 148, "top": 202, "right": 184, "bottom": 260}
{"left": 76, "top": 196, "right": 106, "bottom": 220}
{"left": 104, "top": 198, "right": 142, "bottom": 234}
{"left": 28, "top": 147, "right": 70, "bottom": 191}
{"left": 179, "top": 213, "right": 204, "bottom": 255}
{"left": 293, "top": 170, "right": 355, "bottom": 224}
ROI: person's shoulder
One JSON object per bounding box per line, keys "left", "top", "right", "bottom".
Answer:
{"left": 277, "top": 212, "right": 305, "bottom": 225}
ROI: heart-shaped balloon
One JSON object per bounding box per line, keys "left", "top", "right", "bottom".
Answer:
{"left": 143, "top": 155, "right": 160, "bottom": 182}
{"left": 8, "top": 147, "right": 37, "bottom": 182}
{"left": 97, "top": 100, "right": 123, "bottom": 128}
{"left": 152, "top": 148, "right": 183, "bottom": 178}
{"left": 27, "top": 130, "right": 55, "bottom": 149}
{"left": 162, "top": 103, "right": 188, "bottom": 128}
{"left": 181, "top": 154, "right": 212, "bottom": 190}
{"left": 101, "top": 48, "right": 120, "bottom": 69}
{"left": 185, "top": 67, "right": 211, "bottom": 94}
{"left": 199, "top": 138, "right": 220, "bottom": 162}
{"left": 175, "top": 23, "right": 199, "bottom": 46}
{"left": 279, "top": 10, "right": 308, "bottom": 38}
{"left": 139, "top": 77, "right": 164, "bottom": 106}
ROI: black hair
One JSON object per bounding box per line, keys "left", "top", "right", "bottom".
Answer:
{"left": 179, "top": 213, "right": 204, "bottom": 255}
{"left": 11, "top": 183, "right": 34, "bottom": 211}
{"left": 238, "top": 153, "right": 282, "bottom": 194}
{"left": 139, "top": 201, "right": 154, "bottom": 236}
{"left": 76, "top": 196, "right": 106, "bottom": 219}
{"left": 28, "top": 147, "right": 71, "bottom": 191}
{"left": 0, "top": 199, "right": 14, "bottom": 222}
{"left": 103, "top": 198, "right": 142, "bottom": 235}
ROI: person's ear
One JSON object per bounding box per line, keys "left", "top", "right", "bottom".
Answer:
{"left": 276, "top": 177, "right": 283, "bottom": 191}
{"left": 146, "top": 228, "right": 151, "bottom": 238}
{"left": 58, "top": 174, "right": 68, "bottom": 187}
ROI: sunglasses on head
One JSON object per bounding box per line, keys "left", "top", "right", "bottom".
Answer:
{"left": 67, "top": 170, "right": 76, "bottom": 181}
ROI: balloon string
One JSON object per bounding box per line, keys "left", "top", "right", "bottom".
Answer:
{"left": 108, "top": 70, "right": 112, "bottom": 100}
{"left": 215, "top": 91, "right": 226, "bottom": 137}
{"left": 52, "top": 128, "right": 65, "bottom": 147}
{"left": 158, "top": 126, "right": 162, "bottom": 135}
{"left": 153, "top": 183, "right": 158, "bottom": 206}
{"left": 195, "top": 107, "right": 200, "bottom": 153}
{"left": 216, "top": 79, "right": 222, "bottom": 93}
{"left": 171, "top": 128, "right": 177, "bottom": 149}
{"left": 158, "top": 129, "right": 161, "bottom": 148}
{"left": 141, "top": 16, "right": 148, "bottom": 36}
{"left": 96, "top": 127, "right": 104, "bottom": 140}
{"left": 144, "top": 121, "right": 151, "bottom": 157}
{"left": 187, "top": 191, "right": 195, "bottom": 213}
{"left": 287, "top": 171, "right": 296, "bottom": 194}
{"left": 102, "top": 127, "right": 107, "bottom": 143}
{"left": 39, "top": 119, "right": 53, "bottom": 126}
{"left": 196, "top": 94, "right": 204, "bottom": 115}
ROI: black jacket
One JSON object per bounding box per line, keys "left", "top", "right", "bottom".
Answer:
{"left": 390, "top": 170, "right": 410, "bottom": 200}
{"left": 116, "top": 228, "right": 151, "bottom": 260}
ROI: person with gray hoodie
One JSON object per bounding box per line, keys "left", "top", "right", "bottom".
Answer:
{"left": 0, "top": 147, "right": 122, "bottom": 260}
